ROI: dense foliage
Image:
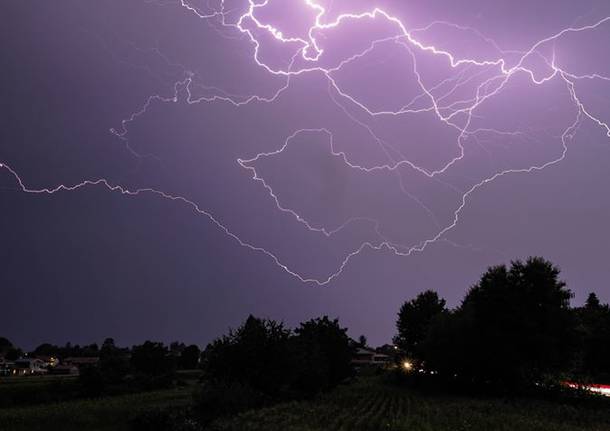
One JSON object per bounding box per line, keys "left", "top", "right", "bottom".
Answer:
{"left": 574, "top": 293, "right": 610, "bottom": 382}
{"left": 196, "top": 315, "right": 354, "bottom": 423}
{"left": 395, "top": 257, "right": 610, "bottom": 390}
{"left": 3, "top": 255, "right": 610, "bottom": 431}
{"left": 394, "top": 290, "right": 446, "bottom": 357}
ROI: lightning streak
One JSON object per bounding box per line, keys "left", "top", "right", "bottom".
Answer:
{"left": 2, "top": 0, "right": 610, "bottom": 285}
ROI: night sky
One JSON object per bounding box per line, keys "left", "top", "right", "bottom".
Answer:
{"left": 2, "top": 0, "right": 610, "bottom": 350}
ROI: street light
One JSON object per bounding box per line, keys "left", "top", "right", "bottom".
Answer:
{"left": 402, "top": 360, "right": 413, "bottom": 372}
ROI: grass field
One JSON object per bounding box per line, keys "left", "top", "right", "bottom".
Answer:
{"left": 0, "top": 387, "right": 192, "bottom": 431}
{"left": 212, "top": 377, "right": 610, "bottom": 431}
{"left": 1, "top": 375, "right": 609, "bottom": 431}
{"left": 0, "top": 375, "right": 81, "bottom": 408}
{"left": 0, "top": 370, "right": 202, "bottom": 431}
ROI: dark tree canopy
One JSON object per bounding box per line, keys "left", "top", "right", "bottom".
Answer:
{"left": 202, "top": 315, "right": 293, "bottom": 397}
{"left": 395, "top": 290, "right": 446, "bottom": 357}
{"left": 98, "top": 338, "right": 130, "bottom": 384}
{"left": 575, "top": 292, "right": 610, "bottom": 382}
{"left": 0, "top": 337, "right": 13, "bottom": 354}
{"left": 416, "top": 257, "right": 577, "bottom": 390}
{"left": 358, "top": 335, "right": 368, "bottom": 348}
{"left": 33, "top": 343, "right": 59, "bottom": 357}
{"left": 585, "top": 292, "right": 602, "bottom": 309}
{"left": 293, "top": 316, "right": 354, "bottom": 393}
{"left": 463, "top": 258, "right": 574, "bottom": 382}
{"left": 179, "top": 344, "right": 201, "bottom": 370}
{"left": 4, "top": 347, "right": 23, "bottom": 361}
{"left": 101, "top": 338, "right": 116, "bottom": 352}
{"left": 201, "top": 315, "right": 354, "bottom": 403}
{"left": 170, "top": 341, "right": 186, "bottom": 355}
{"left": 0, "top": 338, "right": 21, "bottom": 360}
{"left": 131, "top": 341, "right": 175, "bottom": 377}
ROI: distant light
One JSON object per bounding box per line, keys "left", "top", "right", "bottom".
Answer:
{"left": 402, "top": 360, "right": 413, "bottom": 371}
{"left": 565, "top": 382, "right": 610, "bottom": 397}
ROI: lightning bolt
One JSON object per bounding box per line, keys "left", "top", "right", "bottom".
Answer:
{"left": 2, "top": 0, "right": 610, "bottom": 286}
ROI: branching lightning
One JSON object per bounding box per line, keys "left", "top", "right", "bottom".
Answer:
{"left": 3, "top": 0, "right": 610, "bottom": 285}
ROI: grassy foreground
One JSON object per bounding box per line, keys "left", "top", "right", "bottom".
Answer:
{"left": 1, "top": 376, "right": 609, "bottom": 431}
{"left": 0, "top": 387, "right": 192, "bottom": 431}
{"left": 212, "top": 377, "right": 610, "bottom": 431}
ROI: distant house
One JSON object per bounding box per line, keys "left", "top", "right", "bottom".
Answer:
{"left": 13, "top": 358, "right": 47, "bottom": 375}
{"left": 35, "top": 355, "right": 59, "bottom": 368}
{"left": 375, "top": 344, "right": 399, "bottom": 357}
{"left": 352, "top": 347, "right": 391, "bottom": 368}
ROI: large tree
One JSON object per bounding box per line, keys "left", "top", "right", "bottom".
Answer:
{"left": 202, "top": 315, "right": 293, "bottom": 397}
{"left": 423, "top": 257, "right": 576, "bottom": 389}
{"left": 395, "top": 290, "right": 446, "bottom": 357}
{"left": 200, "top": 314, "right": 353, "bottom": 403}
{"left": 292, "top": 316, "right": 354, "bottom": 393}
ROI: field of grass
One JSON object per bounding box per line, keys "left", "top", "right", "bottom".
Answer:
{"left": 0, "top": 386, "right": 193, "bottom": 431}
{"left": 2, "top": 374, "right": 610, "bottom": 431}
{"left": 0, "top": 375, "right": 81, "bottom": 407}
{"left": 212, "top": 377, "right": 610, "bottom": 431}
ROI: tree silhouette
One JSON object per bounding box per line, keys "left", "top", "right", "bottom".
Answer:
{"left": 0, "top": 337, "right": 12, "bottom": 354}
{"left": 357, "top": 335, "right": 367, "bottom": 348}
{"left": 420, "top": 257, "right": 576, "bottom": 390}
{"left": 293, "top": 316, "right": 354, "bottom": 392}
{"left": 395, "top": 290, "right": 446, "bottom": 357}
{"left": 131, "top": 341, "right": 175, "bottom": 377}
{"left": 575, "top": 292, "right": 610, "bottom": 382}
{"left": 202, "top": 315, "right": 293, "bottom": 397}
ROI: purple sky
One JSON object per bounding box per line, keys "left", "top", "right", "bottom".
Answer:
{"left": 2, "top": 0, "right": 610, "bottom": 350}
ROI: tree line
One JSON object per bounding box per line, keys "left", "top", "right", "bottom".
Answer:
{"left": 2, "top": 255, "right": 609, "bottom": 428}
{"left": 0, "top": 337, "right": 201, "bottom": 372}
{"left": 394, "top": 256, "right": 610, "bottom": 391}
{"left": 193, "top": 315, "right": 354, "bottom": 424}
{"left": 1, "top": 316, "right": 355, "bottom": 424}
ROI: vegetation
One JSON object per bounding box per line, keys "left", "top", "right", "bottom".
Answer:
{"left": 397, "top": 257, "right": 608, "bottom": 391}
{"left": 0, "top": 338, "right": 23, "bottom": 361}
{"left": 292, "top": 316, "right": 354, "bottom": 393}
{"left": 211, "top": 376, "right": 610, "bottom": 431}
{"left": 196, "top": 315, "right": 354, "bottom": 423}
{"left": 0, "top": 387, "right": 192, "bottom": 431}
{"left": 574, "top": 293, "right": 610, "bottom": 383}
{"left": 2, "top": 376, "right": 608, "bottom": 431}
{"left": 394, "top": 290, "right": 446, "bottom": 358}
{"left": 0, "top": 375, "right": 80, "bottom": 408}
{"left": 2, "top": 256, "right": 610, "bottom": 431}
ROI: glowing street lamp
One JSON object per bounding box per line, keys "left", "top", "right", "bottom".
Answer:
{"left": 402, "top": 360, "right": 413, "bottom": 372}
